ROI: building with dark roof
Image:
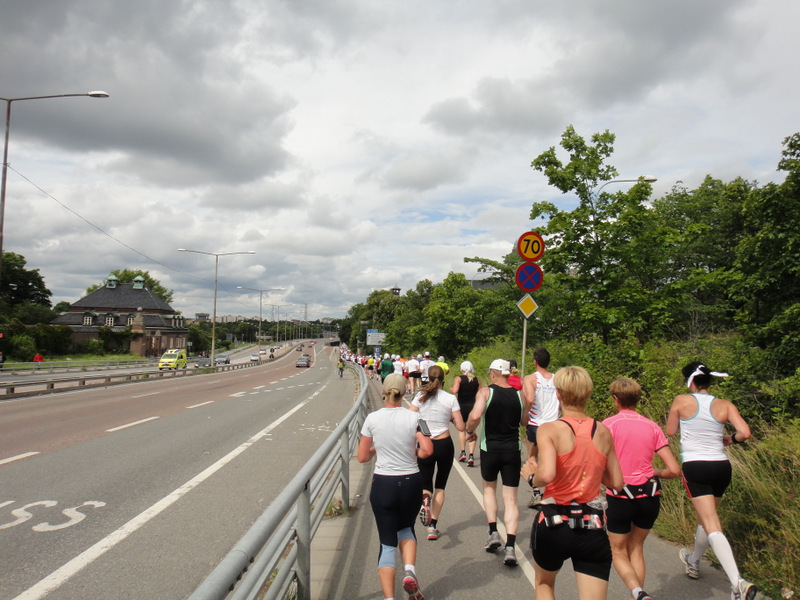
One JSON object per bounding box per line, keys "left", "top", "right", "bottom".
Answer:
{"left": 51, "top": 275, "right": 188, "bottom": 357}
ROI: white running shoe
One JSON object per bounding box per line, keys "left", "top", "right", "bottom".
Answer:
{"left": 731, "top": 579, "right": 758, "bottom": 600}
{"left": 679, "top": 547, "right": 700, "bottom": 579}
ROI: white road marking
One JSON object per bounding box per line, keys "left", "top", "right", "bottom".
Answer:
{"left": 13, "top": 384, "right": 328, "bottom": 600}
{"left": 186, "top": 401, "right": 214, "bottom": 409}
{"left": 452, "top": 455, "right": 537, "bottom": 588}
{"left": 105, "top": 417, "right": 159, "bottom": 433}
{"left": 0, "top": 452, "right": 40, "bottom": 466}
{"left": 131, "top": 392, "right": 159, "bottom": 398}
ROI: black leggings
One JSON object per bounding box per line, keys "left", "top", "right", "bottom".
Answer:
{"left": 417, "top": 436, "right": 455, "bottom": 491}
{"left": 369, "top": 473, "right": 423, "bottom": 547}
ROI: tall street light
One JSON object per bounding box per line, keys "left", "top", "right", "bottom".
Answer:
{"left": 178, "top": 248, "right": 255, "bottom": 366}
{"left": 266, "top": 303, "right": 292, "bottom": 343}
{"left": 237, "top": 286, "right": 284, "bottom": 351}
{"left": 0, "top": 91, "right": 110, "bottom": 287}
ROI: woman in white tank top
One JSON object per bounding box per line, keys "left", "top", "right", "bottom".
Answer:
{"left": 666, "top": 362, "right": 757, "bottom": 600}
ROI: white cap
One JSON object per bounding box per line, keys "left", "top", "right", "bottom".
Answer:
{"left": 489, "top": 359, "right": 510, "bottom": 375}
{"left": 460, "top": 361, "right": 474, "bottom": 373}
{"left": 384, "top": 353, "right": 390, "bottom": 359}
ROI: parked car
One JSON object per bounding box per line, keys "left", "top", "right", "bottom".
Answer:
{"left": 250, "top": 354, "right": 260, "bottom": 362}
{"left": 215, "top": 354, "right": 230, "bottom": 365}
{"left": 195, "top": 357, "right": 212, "bottom": 368}
{"left": 295, "top": 357, "right": 311, "bottom": 368}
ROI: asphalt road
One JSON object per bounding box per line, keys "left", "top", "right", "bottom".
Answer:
{"left": 0, "top": 342, "right": 354, "bottom": 600}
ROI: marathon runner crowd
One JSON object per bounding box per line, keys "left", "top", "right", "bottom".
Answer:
{"left": 343, "top": 344, "right": 757, "bottom": 600}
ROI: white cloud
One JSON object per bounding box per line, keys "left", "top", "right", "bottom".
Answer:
{"left": 2, "top": 0, "right": 798, "bottom": 320}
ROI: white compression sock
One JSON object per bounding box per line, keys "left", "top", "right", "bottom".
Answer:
{"left": 690, "top": 525, "right": 709, "bottom": 564}
{"left": 707, "top": 531, "right": 740, "bottom": 586}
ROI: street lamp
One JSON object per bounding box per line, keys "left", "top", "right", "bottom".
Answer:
{"left": 267, "top": 304, "right": 292, "bottom": 343}
{"left": 237, "top": 286, "right": 284, "bottom": 351}
{"left": 178, "top": 248, "right": 255, "bottom": 366}
{"left": 593, "top": 175, "right": 657, "bottom": 198}
{"left": 0, "top": 91, "right": 109, "bottom": 287}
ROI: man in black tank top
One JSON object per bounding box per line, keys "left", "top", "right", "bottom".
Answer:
{"left": 466, "top": 359, "right": 531, "bottom": 567}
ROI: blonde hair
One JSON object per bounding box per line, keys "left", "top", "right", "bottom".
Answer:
{"left": 382, "top": 373, "right": 406, "bottom": 404}
{"left": 553, "top": 366, "right": 593, "bottom": 409}
{"left": 609, "top": 377, "right": 641, "bottom": 409}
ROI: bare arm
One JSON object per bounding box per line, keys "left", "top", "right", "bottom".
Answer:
{"left": 416, "top": 432, "right": 433, "bottom": 459}
{"left": 531, "top": 422, "right": 557, "bottom": 487}
{"left": 449, "top": 376, "right": 461, "bottom": 395}
{"left": 654, "top": 445, "right": 681, "bottom": 479}
{"left": 666, "top": 396, "right": 686, "bottom": 436}
{"left": 466, "top": 387, "right": 489, "bottom": 435}
{"left": 451, "top": 409, "right": 466, "bottom": 432}
{"left": 357, "top": 435, "right": 375, "bottom": 463}
{"left": 722, "top": 400, "right": 752, "bottom": 446}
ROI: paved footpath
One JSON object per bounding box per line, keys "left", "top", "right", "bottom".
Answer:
{"left": 312, "top": 376, "right": 763, "bottom": 600}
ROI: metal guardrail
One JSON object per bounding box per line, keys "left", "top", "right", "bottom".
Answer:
{"left": 0, "top": 359, "right": 153, "bottom": 374}
{"left": 188, "top": 363, "right": 369, "bottom": 600}
{"left": 0, "top": 361, "right": 259, "bottom": 399}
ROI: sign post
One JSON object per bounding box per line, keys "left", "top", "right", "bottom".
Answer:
{"left": 515, "top": 231, "right": 545, "bottom": 375}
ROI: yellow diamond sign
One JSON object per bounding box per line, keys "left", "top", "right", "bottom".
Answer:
{"left": 517, "top": 294, "right": 539, "bottom": 319}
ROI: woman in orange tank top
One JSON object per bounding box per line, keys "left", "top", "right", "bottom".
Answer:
{"left": 522, "top": 366, "right": 623, "bottom": 600}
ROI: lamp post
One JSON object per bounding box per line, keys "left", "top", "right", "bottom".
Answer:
{"left": 178, "top": 248, "right": 255, "bottom": 366}
{"left": 592, "top": 175, "right": 657, "bottom": 199}
{"left": 0, "top": 91, "right": 109, "bottom": 287}
{"left": 237, "top": 286, "right": 284, "bottom": 352}
{"left": 266, "top": 304, "right": 291, "bottom": 343}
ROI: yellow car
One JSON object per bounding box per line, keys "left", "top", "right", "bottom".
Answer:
{"left": 158, "top": 349, "right": 188, "bottom": 370}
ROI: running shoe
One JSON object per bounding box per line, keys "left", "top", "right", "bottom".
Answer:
{"left": 427, "top": 526, "right": 440, "bottom": 541}
{"left": 679, "top": 547, "right": 700, "bottom": 579}
{"left": 403, "top": 570, "right": 424, "bottom": 599}
{"left": 528, "top": 486, "right": 543, "bottom": 509}
{"left": 484, "top": 531, "right": 503, "bottom": 552}
{"left": 503, "top": 546, "right": 517, "bottom": 566}
{"left": 458, "top": 451, "right": 467, "bottom": 462}
{"left": 731, "top": 579, "right": 758, "bottom": 600}
{"left": 635, "top": 591, "right": 653, "bottom": 600}
{"left": 467, "top": 455, "right": 475, "bottom": 467}
{"left": 418, "top": 494, "right": 432, "bottom": 527}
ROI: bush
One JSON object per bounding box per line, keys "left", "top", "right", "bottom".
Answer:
{"left": 79, "top": 338, "right": 105, "bottom": 355}
{"left": 9, "top": 334, "right": 36, "bottom": 361}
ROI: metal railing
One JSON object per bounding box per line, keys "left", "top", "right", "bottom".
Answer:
{"left": 188, "top": 363, "right": 369, "bottom": 600}
{"left": 0, "top": 361, "right": 258, "bottom": 399}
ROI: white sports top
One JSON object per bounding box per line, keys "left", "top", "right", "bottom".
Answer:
{"left": 412, "top": 390, "right": 460, "bottom": 438}
{"left": 680, "top": 393, "right": 727, "bottom": 462}
{"left": 528, "top": 371, "right": 559, "bottom": 426}
{"left": 361, "top": 407, "right": 420, "bottom": 475}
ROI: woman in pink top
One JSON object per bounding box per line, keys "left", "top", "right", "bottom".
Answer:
{"left": 603, "top": 378, "right": 680, "bottom": 600}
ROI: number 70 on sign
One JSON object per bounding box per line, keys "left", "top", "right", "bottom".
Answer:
{"left": 517, "top": 231, "right": 545, "bottom": 262}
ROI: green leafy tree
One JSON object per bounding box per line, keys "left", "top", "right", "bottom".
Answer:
{"left": 385, "top": 280, "right": 435, "bottom": 355}
{"left": 734, "top": 132, "right": 800, "bottom": 374}
{"left": 0, "top": 252, "right": 52, "bottom": 311}
{"left": 86, "top": 269, "right": 174, "bottom": 305}
{"left": 530, "top": 125, "right": 657, "bottom": 342}
{"left": 12, "top": 302, "right": 58, "bottom": 325}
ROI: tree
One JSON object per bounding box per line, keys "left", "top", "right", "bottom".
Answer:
{"left": 85, "top": 269, "right": 174, "bottom": 304}
{"left": 733, "top": 132, "right": 800, "bottom": 374}
{"left": 0, "top": 252, "right": 52, "bottom": 311}
{"left": 530, "top": 125, "right": 657, "bottom": 342}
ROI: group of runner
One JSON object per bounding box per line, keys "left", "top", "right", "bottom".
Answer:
{"left": 357, "top": 348, "right": 757, "bottom": 600}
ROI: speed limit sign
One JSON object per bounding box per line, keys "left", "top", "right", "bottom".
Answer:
{"left": 517, "top": 231, "right": 545, "bottom": 262}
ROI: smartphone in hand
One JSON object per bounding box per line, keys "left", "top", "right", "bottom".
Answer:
{"left": 417, "top": 418, "right": 432, "bottom": 437}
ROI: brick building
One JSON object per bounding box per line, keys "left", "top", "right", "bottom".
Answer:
{"left": 51, "top": 275, "right": 188, "bottom": 357}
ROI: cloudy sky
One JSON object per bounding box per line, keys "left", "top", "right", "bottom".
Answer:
{"left": 2, "top": 0, "right": 798, "bottom": 322}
